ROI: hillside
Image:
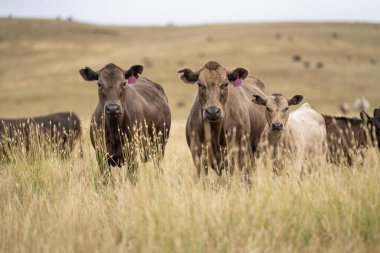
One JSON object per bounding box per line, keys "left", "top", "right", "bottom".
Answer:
{"left": 0, "top": 19, "right": 379, "bottom": 121}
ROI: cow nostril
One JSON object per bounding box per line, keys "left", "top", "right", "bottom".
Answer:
{"left": 271, "top": 123, "right": 283, "bottom": 130}
{"left": 106, "top": 104, "right": 121, "bottom": 114}
{"left": 206, "top": 106, "right": 221, "bottom": 114}
{"left": 205, "top": 106, "right": 222, "bottom": 120}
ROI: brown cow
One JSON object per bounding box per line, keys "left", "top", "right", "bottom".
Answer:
{"left": 79, "top": 63, "right": 171, "bottom": 172}
{"left": 322, "top": 108, "right": 380, "bottom": 165}
{"left": 0, "top": 112, "right": 81, "bottom": 159}
{"left": 178, "top": 61, "right": 267, "bottom": 176}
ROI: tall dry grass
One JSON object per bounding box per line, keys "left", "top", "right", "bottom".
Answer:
{"left": 1, "top": 19, "right": 380, "bottom": 252}
{"left": 1, "top": 121, "right": 380, "bottom": 252}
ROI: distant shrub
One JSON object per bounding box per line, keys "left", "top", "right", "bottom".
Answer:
{"left": 316, "top": 61, "right": 324, "bottom": 69}
{"left": 142, "top": 57, "right": 153, "bottom": 68}
{"left": 176, "top": 101, "right": 185, "bottom": 108}
{"left": 177, "top": 60, "right": 186, "bottom": 67}
{"left": 198, "top": 52, "right": 206, "bottom": 58}
{"left": 206, "top": 36, "right": 214, "bottom": 43}
{"left": 292, "top": 54, "right": 302, "bottom": 62}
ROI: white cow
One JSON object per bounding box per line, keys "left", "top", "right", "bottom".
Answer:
{"left": 252, "top": 93, "right": 327, "bottom": 175}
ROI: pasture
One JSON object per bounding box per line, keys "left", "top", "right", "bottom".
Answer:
{"left": 1, "top": 18, "right": 380, "bottom": 252}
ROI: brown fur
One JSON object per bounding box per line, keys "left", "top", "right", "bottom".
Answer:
{"left": 322, "top": 111, "right": 380, "bottom": 166}
{"left": 0, "top": 112, "right": 81, "bottom": 158}
{"left": 80, "top": 63, "right": 171, "bottom": 169}
{"left": 178, "top": 61, "right": 267, "bottom": 176}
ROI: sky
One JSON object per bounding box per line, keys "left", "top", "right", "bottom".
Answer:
{"left": 1, "top": 0, "right": 380, "bottom": 26}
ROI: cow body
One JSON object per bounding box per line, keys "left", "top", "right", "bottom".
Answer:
{"left": 0, "top": 112, "right": 81, "bottom": 158}
{"left": 80, "top": 63, "right": 171, "bottom": 169}
{"left": 179, "top": 61, "right": 266, "bottom": 176}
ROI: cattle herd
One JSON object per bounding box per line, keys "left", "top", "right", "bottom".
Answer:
{"left": 1, "top": 61, "right": 379, "bottom": 178}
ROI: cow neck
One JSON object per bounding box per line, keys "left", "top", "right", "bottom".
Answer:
{"left": 267, "top": 129, "right": 288, "bottom": 158}
{"left": 123, "top": 85, "right": 141, "bottom": 125}
{"left": 105, "top": 115, "right": 124, "bottom": 153}
{"left": 202, "top": 118, "right": 225, "bottom": 149}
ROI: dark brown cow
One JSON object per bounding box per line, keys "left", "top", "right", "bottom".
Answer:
{"left": 0, "top": 112, "right": 81, "bottom": 158}
{"left": 178, "top": 61, "right": 267, "bottom": 176}
{"left": 372, "top": 108, "right": 380, "bottom": 145}
{"left": 79, "top": 63, "right": 171, "bottom": 170}
{"left": 322, "top": 108, "right": 380, "bottom": 165}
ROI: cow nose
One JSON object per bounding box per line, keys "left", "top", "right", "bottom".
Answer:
{"left": 205, "top": 106, "right": 221, "bottom": 121}
{"left": 271, "top": 122, "right": 283, "bottom": 130}
{"left": 105, "top": 104, "right": 121, "bottom": 115}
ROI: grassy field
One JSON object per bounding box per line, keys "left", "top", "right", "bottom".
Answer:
{"left": 1, "top": 18, "right": 380, "bottom": 252}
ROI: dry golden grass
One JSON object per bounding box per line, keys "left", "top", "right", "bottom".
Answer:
{"left": 1, "top": 18, "right": 380, "bottom": 252}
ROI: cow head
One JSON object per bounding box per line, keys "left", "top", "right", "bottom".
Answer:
{"left": 252, "top": 93, "right": 303, "bottom": 131}
{"left": 178, "top": 61, "right": 248, "bottom": 122}
{"left": 79, "top": 63, "right": 143, "bottom": 117}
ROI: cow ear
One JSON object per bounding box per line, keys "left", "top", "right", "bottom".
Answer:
{"left": 228, "top": 68, "right": 248, "bottom": 82}
{"left": 228, "top": 67, "right": 249, "bottom": 82}
{"left": 125, "top": 65, "right": 143, "bottom": 79}
{"left": 252, "top": 95, "right": 266, "bottom": 106}
{"left": 288, "top": 95, "right": 303, "bottom": 106}
{"left": 360, "top": 111, "right": 371, "bottom": 122}
{"left": 79, "top": 67, "right": 98, "bottom": 81}
{"left": 178, "top": 68, "right": 198, "bottom": 84}
{"left": 374, "top": 108, "right": 380, "bottom": 118}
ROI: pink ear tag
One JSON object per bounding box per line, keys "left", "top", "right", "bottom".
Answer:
{"left": 233, "top": 77, "right": 242, "bottom": 87}
{"left": 128, "top": 76, "right": 137, "bottom": 85}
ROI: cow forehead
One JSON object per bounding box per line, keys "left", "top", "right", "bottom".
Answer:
{"left": 267, "top": 95, "right": 288, "bottom": 109}
{"left": 99, "top": 66, "right": 124, "bottom": 83}
{"left": 198, "top": 67, "right": 228, "bottom": 85}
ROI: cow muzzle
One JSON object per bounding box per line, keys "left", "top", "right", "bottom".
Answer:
{"left": 271, "top": 122, "right": 284, "bottom": 131}
{"left": 204, "top": 106, "right": 222, "bottom": 122}
{"left": 105, "top": 103, "right": 122, "bottom": 117}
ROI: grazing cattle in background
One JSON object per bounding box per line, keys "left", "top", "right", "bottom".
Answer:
{"left": 339, "top": 102, "right": 350, "bottom": 115}
{"left": 178, "top": 61, "right": 267, "bottom": 176}
{"left": 79, "top": 63, "right": 171, "bottom": 172}
{"left": 0, "top": 112, "right": 81, "bottom": 158}
{"left": 353, "top": 96, "right": 370, "bottom": 112}
{"left": 323, "top": 108, "right": 380, "bottom": 165}
{"left": 252, "top": 94, "right": 327, "bottom": 175}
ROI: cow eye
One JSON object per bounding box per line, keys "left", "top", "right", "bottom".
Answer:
{"left": 266, "top": 107, "right": 272, "bottom": 113}
{"left": 197, "top": 83, "right": 206, "bottom": 90}
{"left": 97, "top": 83, "right": 103, "bottom": 88}
{"left": 282, "top": 107, "right": 289, "bottom": 112}
{"left": 220, "top": 83, "right": 229, "bottom": 89}
{"left": 121, "top": 81, "right": 127, "bottom": 87}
